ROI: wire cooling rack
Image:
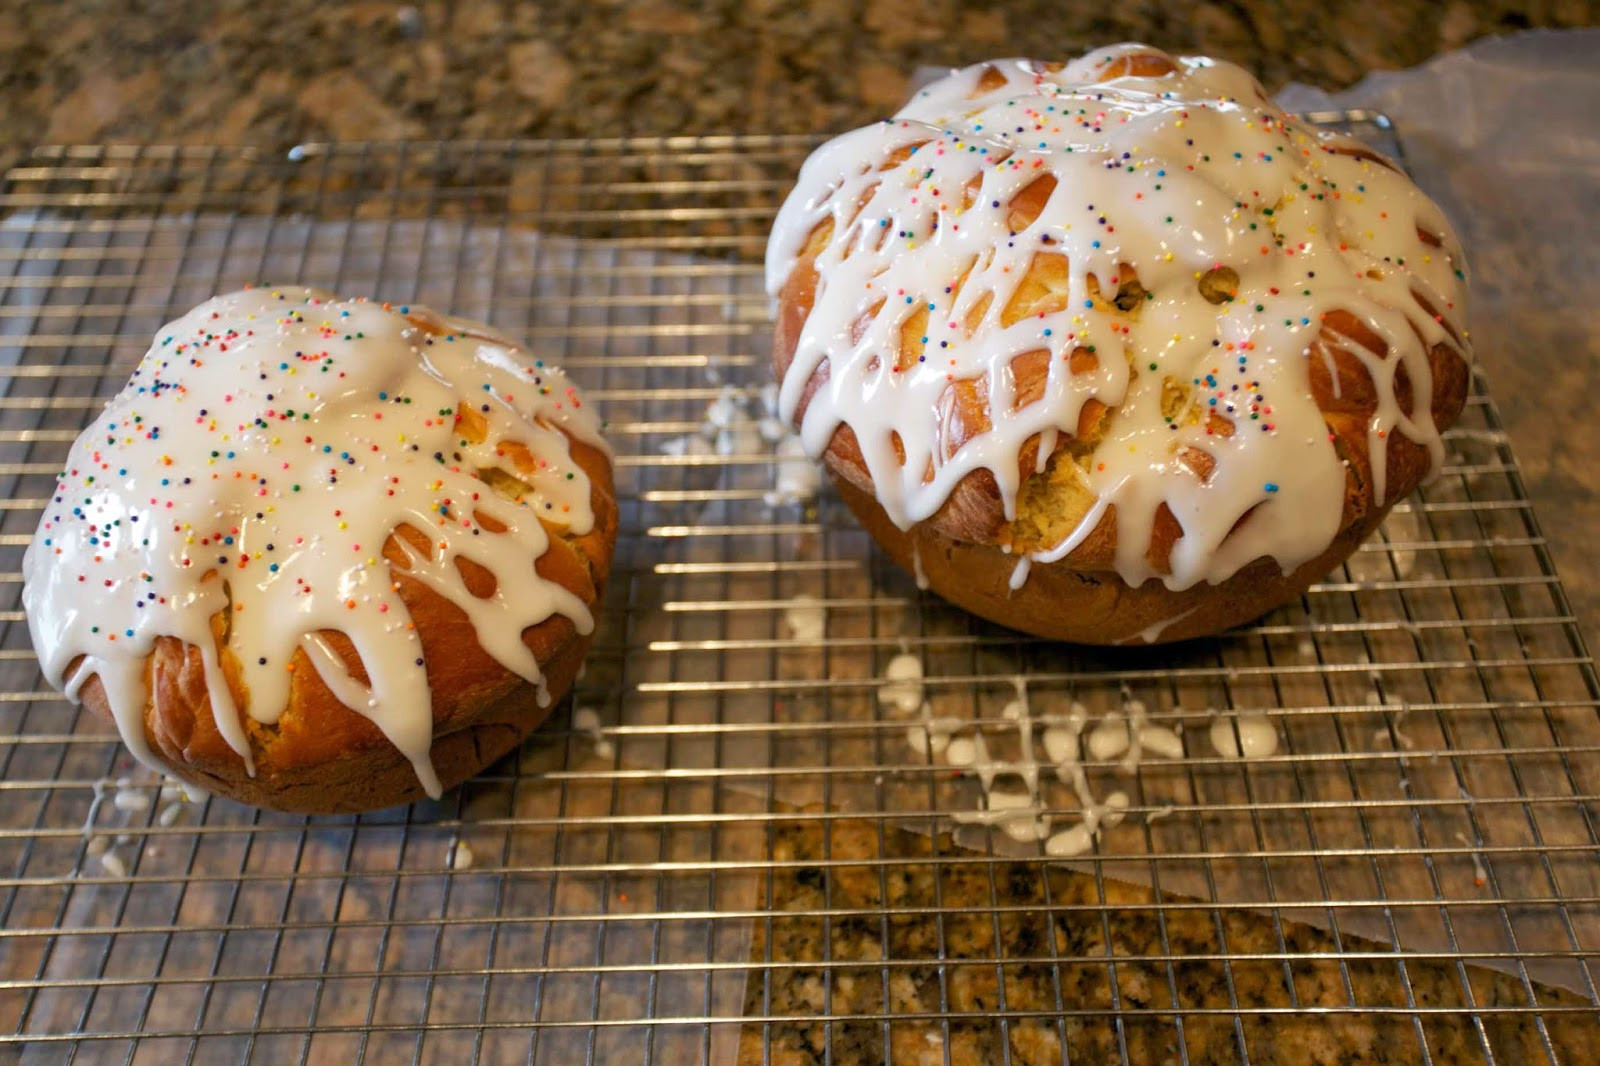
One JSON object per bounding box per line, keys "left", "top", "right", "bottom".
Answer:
{"left": 2, "top": 121, "right": 1599, "bottom": 1065}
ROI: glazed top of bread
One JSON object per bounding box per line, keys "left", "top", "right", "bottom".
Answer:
{"left": 23, "top": 287, "right": 610, "bottom": 798}
{"left": 767, "top": 44, "right": 1470, "bottom": 592}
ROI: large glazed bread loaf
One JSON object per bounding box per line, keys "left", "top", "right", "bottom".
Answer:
{"left": 767, "top": 45, "right": 1470, "bottom": 643}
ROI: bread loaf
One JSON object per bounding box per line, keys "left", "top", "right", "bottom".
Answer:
{"left": 767, "top": 45, "right": 1470, "bottom": 643}
{"left": 24, "top": 287, "right": 616, "bottom": 811}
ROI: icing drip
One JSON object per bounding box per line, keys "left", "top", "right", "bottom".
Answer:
{"left": 661, "top": 384, "right": 817, "bottom": 507}
{"left": 878, "top": 651, "right": 961, "bottom": 757}
{"left": 573, "top": 706, "right": 614, "bottom": 759}
{"left": 1135, "top": 605, "right": 1199, "bottom": 644}
{"left": 911, "top": 682, "right": 1280, "bottom": 855}
{"left": 770, "top": 435, "right": 821, "bottom": 506}
{"left": 1210, "top": 712, "right": 1279, "bottom": 758}
{"left": 1045, "top": 792, "right": 1129, "bottom": 858}
{"left": 935, "top": 679, "right": 1171, "bottom": 856}
{"left": 767, "top": 45, "right": 1470, "bottom": 591}
{"left": 910, "top": 542, "right": 929, "bottom": 589}
{"left": 784, "top": 593, "right": 827, "bottom": 642}
{"left": 878, "top": 651, "right": 926, "bottom": 713}
{"left": 23, "top": 287, "right": 609, "bottom": 799}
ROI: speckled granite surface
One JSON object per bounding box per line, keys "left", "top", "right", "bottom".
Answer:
{"left": 1, "top": 2, "right": 1597, "bottom": 148}
{"left": 741, "top": 818, "right": 1595, "bottom": 1064}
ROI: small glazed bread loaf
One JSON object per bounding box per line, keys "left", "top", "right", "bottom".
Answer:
{"left": 23, "top": 287, "right": 617, "bottom": 812}
{"left": 767, "top": 44, "right": 1470, "bottom": 644}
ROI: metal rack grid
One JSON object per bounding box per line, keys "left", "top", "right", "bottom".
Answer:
{"left": 0, "top": 123, "right": 1597, "bottom": 1064}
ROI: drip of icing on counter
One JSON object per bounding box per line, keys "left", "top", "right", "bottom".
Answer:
{"left": 660, "top": 383, "right": 818, "bottom": 507}
{"left": 573, "top": 706, "right": 614, "bottom": 760}
{"left": 23, "top": 287, "right": 609, "bottom": 798}
{"left": 1209, "top": 711, "right": 1279, "bottom": 758}
{"left": 943, "top": 679, "right": 1144, "bottom": 856}
{"left": 1085, "top": 693, "right": 1185, "bottom": 771}
{"left": 878, "top": 658, "right": 1287, "bottom": 856}
{"left": 887, "top": 666, "right": 1181, "bottom": 858}
{"left": 878, "top": 651, "right": 926, "bottom": 713}
{"left": 784, "top": 594, "right": 827, "bottom": 642}
{"left": 880, "top": 650, "right": 961, "bottom": 758}
{"left": 767, "top": 44, "right": 1470, "bottom": 592}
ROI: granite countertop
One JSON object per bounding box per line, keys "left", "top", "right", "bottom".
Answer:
{"left": 4, "top": 1, "right": 1600, "bottom": 1054}
{"left": 741, "top": 816, "right": 1594, "bottom": 1064}
{"left": 1, "top": 2, "right": 1595, "bottom": 147}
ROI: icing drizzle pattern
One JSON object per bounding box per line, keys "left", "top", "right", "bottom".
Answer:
{"left": 23, "top": 287, "right": 609, "bottom": 798}
{"left": 766, "top": 44, "right": 1470, "bottom": 590}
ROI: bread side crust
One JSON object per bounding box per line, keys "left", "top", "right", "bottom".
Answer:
{"left": 74, "top": 435, "right": 618, "bottom": 812}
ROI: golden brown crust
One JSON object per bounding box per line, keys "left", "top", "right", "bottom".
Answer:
{"left": 774, "top": 95, "right": 1471, "bottom": 642}
{"left": 86, "top": 612, "right": 597, "bottom": 814}
{"left": 71, "top": 335, "right": 618, "bottom": 813}
{"left": 784, "top": 290, "right": 1466, "bottom": 641}
{"left": 833, "top": 472, "right": 1389, "bottom": 646}
{"left": 779, "top": 234, "right": 1469, "bottom": 580}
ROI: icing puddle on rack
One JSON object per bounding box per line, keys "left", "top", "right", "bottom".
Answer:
{"left": 877, "top": 654, "right": 1281, "bottom": 857}
{"left": 660, "top": 383, "right": 818, "bottom": 508}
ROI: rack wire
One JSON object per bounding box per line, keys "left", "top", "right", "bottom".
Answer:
{"left": 1, "top": 123, "right": 1598, "bottom": 1064}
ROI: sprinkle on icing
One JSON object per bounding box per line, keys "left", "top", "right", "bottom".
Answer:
{"left": 766, "top": 45, "right": 1470, "bottom": 591}
{"left": 23, "top": 287, "right": 609, "bottom": 798}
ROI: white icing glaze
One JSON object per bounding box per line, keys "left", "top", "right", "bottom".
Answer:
{"left": 878, "top": 651, "right": 925, "bottom": 713}
{"left": 573, "top": 706, "right": 614, "bottom": 759}
{"left": 660, "top": 432, "right": 714, "bottom": 459}
{"left": 914, "top": 675, "right": 1279, "bottom": 852}
{"left": 1385, "top": 500, "right": 1420, "bottom": 579}
{"left": 946, "top": 730, "right": 994, "bottom": 787}
{"left": 1372, "top": 693, "right": 1414, "bottom": 751}
{"left": 1008, "top": 555, "right": 1031, "bottom": 591}
{"left": 705, "top": 385, "right": 764, "bottom": 458}
{"left": 768, "top": 44, "right": 1469, "bottom": 592}
{"left": 705, "top": 385, "right": 746, "bottom": 432}
{"left": 905, "top": 716, "right": 946, "bottom": 756}
{"left": 718, "top": 421, "right": 762, "bottom": 459}
{"left": 1210, "top": 712, "right": 1279, "bottom": 758}
{"left": 758, "top": 383, "right": 781, "bottom": 419}
{"left": 904, "top": 689, "right": 961, "bottom": 758}
{"left": 949, "top": 680, "right": 1048, "bottom": 842}
{"left": 1120, "top": 695, "right": 1184, "bottom": 770}
{"left": 784, "top": 593, "right": 826, "bottom": 642}
{"left": 1135, "top": 605, "right": 1198, "bottom": 644}
{"left": 939, "top": 681, "right": 1159, "bottom": 856}
{"left": 1455, "top": 831, "right": 1489, "bottom": 887}
{"left": 1044, "top": 791, "right": 1128, "bottom": 857}
{"left": 24, "top": 287, "right": 608, "bottom": 799}
{"left": 1137, "top": 723, "right": 1186, "bottom": 760}
{"left": 767, "top": 434, "right": 820, "bottom": 506}
{"left": 663, "top": 382, "right": 816, "bottom": 507}
{"left": 112, "top": 787, "right": 149, "bottom": 813}
{"left": 910, "top": 543, "right": 929, "bottom": 589}
{"left": 1086, "top": 712, "right": 1131, "bottom": 761}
